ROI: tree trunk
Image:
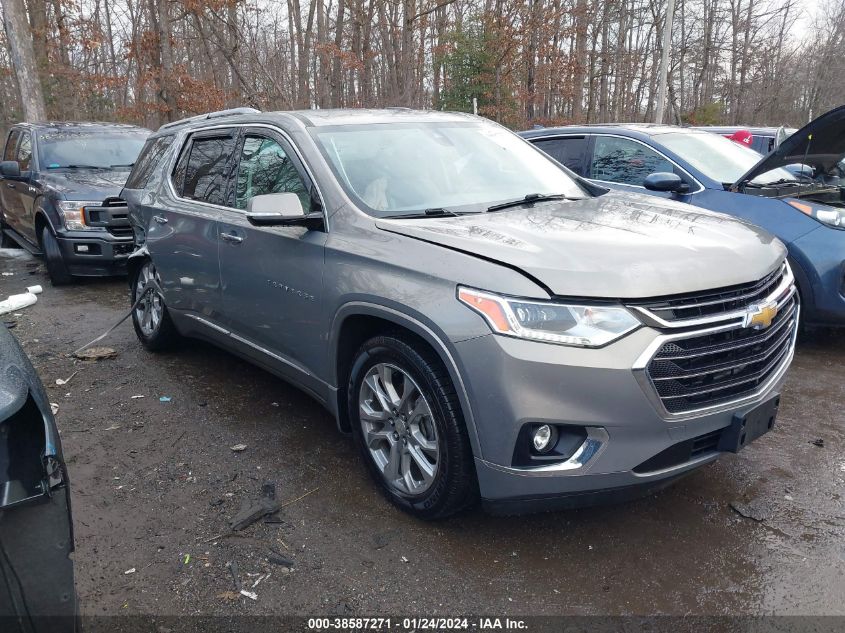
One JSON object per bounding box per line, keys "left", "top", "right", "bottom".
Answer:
{"left": 1, "top": 0, "right": 47, "bottom": 121}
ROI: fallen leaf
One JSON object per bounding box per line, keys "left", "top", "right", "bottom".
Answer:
{"left": 217, "top": 591, "right": 239, "bottom": 602}
{"left": 74, "top": 347, "right": 118, "bottom": 361}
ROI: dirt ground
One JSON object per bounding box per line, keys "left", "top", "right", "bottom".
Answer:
{"left": 1, "top": 247, "right": 843, "bottom": 619}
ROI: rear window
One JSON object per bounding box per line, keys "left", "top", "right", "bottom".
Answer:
{"left": 125, "top": 135, "right": 174, "bottom": 189}
{"left": 174, "top": 134, "right": 237, "bottom": 206}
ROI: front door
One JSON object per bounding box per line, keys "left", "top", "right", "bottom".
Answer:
{"left": 218, "top": 128, "right": 327, "bottom": 379}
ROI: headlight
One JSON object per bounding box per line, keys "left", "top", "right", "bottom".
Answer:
{"left": 56, "top": 200, "right": 99, "bottom": 231}
{"left": 457, "top": 287, "right": 640, "bottom": 347}
{"left": 786, "top": 199, "right": 844, "bottom": 229}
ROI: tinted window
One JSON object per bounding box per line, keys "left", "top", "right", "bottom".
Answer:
{"left": 180, "top": 135, "right": 236, "bottom": 205}
{"left": 590, "top": 136, "right": 673, "bottom": 185}
{"left": 4, "top": 130, "right": 20, "bottom": 161}
{"left": 15, "top": 133, "right": 31, "bottom": 170}
{"left": 532, "top": 137, "right": 586, "bottom": 175}
{"left": 235, "top": 136, "right": 311, "bottom": 212}
{"left": 37, "top": 129, "right": 148, "bottom": 169}
{"left": 125, "top": 135, "right": 174, "bottom": 189}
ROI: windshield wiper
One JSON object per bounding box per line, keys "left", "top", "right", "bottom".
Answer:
{"left": 52, "top": 164, "right": 108, "bottom": 170}
{"left": 747, "top": 178, "right": 801, "bottom": 188}
{"left": 382, "top": 208, "right": 465, "bottom": 219}
{"left": 486, "top": 193, "right": 571, "bottom": 212}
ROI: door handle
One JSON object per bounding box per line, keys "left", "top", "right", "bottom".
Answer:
{"left": 152, "top": 215, "right": 168, "bottom": 225}
{"left": 220, "top": 232, "right": 244, "bottom": 244}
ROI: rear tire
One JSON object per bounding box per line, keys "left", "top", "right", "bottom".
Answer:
{"left": 40, "top": 226, "right": 73, "bottom": 286}
{"left": 131, "top": 259, "right": 179, "bottom": 351}
{"left": 348, "top": 334, "right": 477, "bottom": 519}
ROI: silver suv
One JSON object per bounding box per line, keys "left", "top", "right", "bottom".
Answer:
{"left": 122, "top": 108, "right": 798, "bottom": 518}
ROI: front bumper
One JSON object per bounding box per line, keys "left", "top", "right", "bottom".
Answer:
{"left": 455, "top": 318, "right": 794, "bottom": 512}
{"left": 790, "top": 227, "right": 845, "bottom": 326}
{"left": 56, "top": 231, "right": 133, "bottom": 277}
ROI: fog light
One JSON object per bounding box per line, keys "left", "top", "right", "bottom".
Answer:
{"left": 532, "top": 424, "right": 556, "bottom": 453}
{"left": 76, "top": 244, "right": 89, "bottom": 253}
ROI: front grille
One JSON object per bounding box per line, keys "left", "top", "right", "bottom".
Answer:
{"left": 645, "top": 295, "right": 797, "bottom": 414}
{"left": 84, "top": 198, "right": 133, "bottom": 239}
{"left": 631, "top": 264, "right": 786, "bottom": 322}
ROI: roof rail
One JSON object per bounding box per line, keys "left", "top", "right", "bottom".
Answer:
{"left": 159, "top": 107, "right": 261, "bottom": 131}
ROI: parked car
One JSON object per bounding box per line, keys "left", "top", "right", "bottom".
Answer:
{"left": 694, "top": 126, "right": 796, "bottom": 154}
{"left": 0, "top": 122, "right": 150, "bottom": 285}
{"left": 521, "top": 109, "right": 845, "bottom": 328}
{"left": 0, "top": 324, "right": 76, "bottom": 631}
{"left": 123, "top": 108, "right": 796, "bottom": 518}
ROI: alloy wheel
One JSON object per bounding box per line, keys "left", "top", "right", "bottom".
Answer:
{"left": 358, "top": 363, "right": 440, "bottom": 496}
{"left": 135, "top": 261, "right": 164, "bottom": 337}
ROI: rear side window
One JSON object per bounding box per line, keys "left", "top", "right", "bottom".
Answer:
{"left": 4, "top": 130, "right": 20, "bottom": 161}
{"left": 532, "top": 137, "right": 587, "bottom": 175}
{"left": 235, "top": 135, "right": 311, "bottom": 212}
{"left": 175, "top": 134, "right": 236, "bottom": 205}
{"left": 590, "top": 136, "right": 673, "bottom": 185}
{"left": 126, "top": 135, "right": 174, "bottom": 189}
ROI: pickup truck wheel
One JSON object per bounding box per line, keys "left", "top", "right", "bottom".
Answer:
{"left": 40, "top": 226, "right": 73, "bottom": 286}
{"left": 131, "top": 259, "right": 179, "bottom": 351}
{"left": 348, "top": 335, "right": 477, "bottom": 519}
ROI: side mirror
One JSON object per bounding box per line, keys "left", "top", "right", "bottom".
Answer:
{"left": 0, "top": 160, "right": 22, "bottom": 179}
{"left": 644, "top": 172, "right": 689, "bottom": 194}
{"left": 246, "top": 193, "right": 324, "bottom": 229}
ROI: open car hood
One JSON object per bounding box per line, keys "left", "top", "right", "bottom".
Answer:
{"left": 734, "top": 105, "right": 845, "bottom": 187}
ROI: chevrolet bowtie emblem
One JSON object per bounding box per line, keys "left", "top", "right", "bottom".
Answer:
{"left": 744, "top": 301, "right": 778, "bottom": 330}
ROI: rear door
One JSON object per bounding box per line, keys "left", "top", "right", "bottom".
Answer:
{"left": 217, "top": 127, "right": 327, "bottom": 381}
{"left": 145, "top": 129, "right": 238, "bottom": 318}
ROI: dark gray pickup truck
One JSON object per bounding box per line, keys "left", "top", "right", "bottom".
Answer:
{"left": 0, "top": 122, "right": 149, "bottom": 285}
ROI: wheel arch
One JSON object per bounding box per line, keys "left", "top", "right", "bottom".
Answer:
{"left": 329, "top": 303, "right": 482, "bottom": 458}
{"left": 33, "top": 196, "right": 58, "bottom": 244}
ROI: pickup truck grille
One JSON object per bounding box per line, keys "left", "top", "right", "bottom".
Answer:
{"left": 631, "top": 264, "right": 786, "bottom": 323}
{"left": 645, "top": 294, "right": 797, "bottom": 414}
{"left": 84, "top": 198, "right": 133, "bottom": 239}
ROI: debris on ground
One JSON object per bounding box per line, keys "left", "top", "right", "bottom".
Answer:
{"left": 226, "top": 561, "right": 241, "bottom": 591}
{"left": 0, "top": 285, "right": 42, "bottom": 316}
{"left": 810, "top": 438, "right": 825, "bottom": 447}
{"left": 230, "top": 444, "right": 248, "bottom": 452}
{"left": 73, "top": 346, "right": 118, "bottom": 361}
{"left": 124, "top": 568, "right": 136, "bottom": 575}
{"left": 230, "top": 483, "right": 282, "bottom": 531}
{"left": 239, "top": 589, "right": 258, "bottom": 600}
{"left": 251, "top": 573, "right": 270, "bottom": 589}
{"left": 131, "top": 394, "right": 145, "bottom": 399}
{"left": 55, "top": 370, "right": 79, "bottom": 386}
{"left": 217, "top": 591, "right": 239, "bottom": 602}
{"left": 730, "top": 499, "right": 774, "bottom": 522}
{"left": 267, "top": 550, "right": 295, "bottom": 568}
{"left": 159, "top": 396, "right": 172, "bottom": 403}
{"left": 50, "top": 403, "right": 59, "bottom": 415}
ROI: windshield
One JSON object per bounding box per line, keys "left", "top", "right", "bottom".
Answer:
{"left": 37, "top": 129, "right": 149, "bottom": 170}
{"left": 659, "top": 131, "right": 797, "bottom": 186}
{"left": 310, "top": 120, "right": 587, "bottom": 217}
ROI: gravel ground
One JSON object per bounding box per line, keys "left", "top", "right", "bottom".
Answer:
{"left": 1, "top": 248, "right": 843, "bottom": 620}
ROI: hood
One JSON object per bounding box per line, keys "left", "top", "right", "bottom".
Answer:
{"left": 375, "top": 192, "right": 785, "bottom": 299}
{"left": 734, "top": 105, "right": 845, "bottom": 186}
{"left": 38, "top": 169, "right": 130, "bottom": 201}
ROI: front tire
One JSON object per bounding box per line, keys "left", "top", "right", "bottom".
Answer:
{"left": 131, "top": 259, "right": 179, "bottom": 351}
{"left": 41, "top": 226, "right": 73, "bottom": 286}
{"left": 348, "top": 334, "right": 477, "bottom": 519}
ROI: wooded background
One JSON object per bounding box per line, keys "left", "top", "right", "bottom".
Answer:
{"left": 0, "top": 0, "right": 843, "bottom": 133}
